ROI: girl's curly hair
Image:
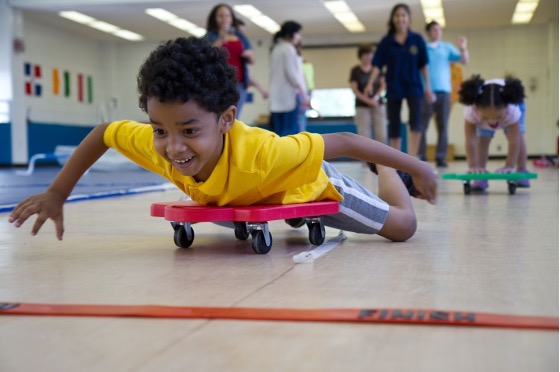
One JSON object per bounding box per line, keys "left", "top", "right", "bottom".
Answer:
{"left": 137, "top": 37, "right": 239, "bottom": 115}
{"left": 458, "top": 74, "right": 525, "bottom": 108}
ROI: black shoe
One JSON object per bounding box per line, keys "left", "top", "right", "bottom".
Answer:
{"left": 285, "top": 218, "right": 306, "bottom": 228}
{"left": 436, "top": 160, "right": 448, "bottom": 168}
{"left": 397, "top": 170, "right": 421, "bottom": 198}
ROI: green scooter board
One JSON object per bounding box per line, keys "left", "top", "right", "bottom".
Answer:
{"left": 442, "top": 172, "right": 537, "bottom": 194}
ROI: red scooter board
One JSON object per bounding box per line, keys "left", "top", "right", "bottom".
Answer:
{"left": 151, "top": 201, "right": 340, "bottom": 254}
{"left": 1, "top": 302, "right": 557, "bottom": 331}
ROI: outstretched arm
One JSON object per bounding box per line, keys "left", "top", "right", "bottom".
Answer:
{"left": 464, "top": 120, "right": 481, "bottom": 172}
{"left": 322, "top": 132, "right": 437, "bottom": 203}
{"left": 9, "top": 123, "right": 110, "bottom": 240}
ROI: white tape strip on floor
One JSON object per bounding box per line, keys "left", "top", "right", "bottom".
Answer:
{"left": 293, "top": 230, "right": 347, "bottom": 263}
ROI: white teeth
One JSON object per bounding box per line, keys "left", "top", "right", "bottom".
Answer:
{"left": 174, "top": 156, "right": 193, "bottom": 164}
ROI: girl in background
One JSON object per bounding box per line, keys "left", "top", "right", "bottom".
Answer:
{"left": 458, "top": 75, "right": 528, "bottom": 191}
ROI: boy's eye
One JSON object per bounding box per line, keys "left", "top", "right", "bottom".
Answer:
{"left": 153, "top": 128, "right": 166, "bottom": 137}
{"left": 184, "top": 128, "right": 198, "bottom": 136}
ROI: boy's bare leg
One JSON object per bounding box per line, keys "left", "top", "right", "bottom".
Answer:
{"left": 376, "top": 165, "right": 417, "bottom": 242}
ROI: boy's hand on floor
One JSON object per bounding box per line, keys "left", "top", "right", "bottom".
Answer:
{"left": 8, "top": 191, "right": 66, "bottom": 240}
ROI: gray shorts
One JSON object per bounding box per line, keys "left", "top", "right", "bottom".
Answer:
{"left": 321, "top": 161, "right": 389, "bottom": 234}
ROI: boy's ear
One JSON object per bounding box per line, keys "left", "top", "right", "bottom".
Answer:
{"left": 219, "top": 105, "right": 237, "bottom": 133}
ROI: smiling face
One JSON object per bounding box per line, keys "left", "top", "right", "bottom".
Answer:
{"left": 147, "top": 98, "right": 235, "bottom": 182}
{"left": 215, "top": 5, "right": 233, "bottom": 32}
{"left": 391, "top": 6, "right": 410, "bottom": 32}
{"left": 477, "top": 106, "right": 506, "bottom": 128}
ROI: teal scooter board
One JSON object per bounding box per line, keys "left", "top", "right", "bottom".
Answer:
{"left": 442, "top": 172, "right": 538, "bottom": 195}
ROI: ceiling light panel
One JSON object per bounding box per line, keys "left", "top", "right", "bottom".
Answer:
{"left": 58, "top": 11, "right": 144, "bottom": 41}
{"left": 144, "top": 8, "right": 205, "bottom": 37}
{"left": 233, "top": 4, "right": 280, "bottom": 34}
{"left": 323, "top": 0, "right": 365, "bottom": 33}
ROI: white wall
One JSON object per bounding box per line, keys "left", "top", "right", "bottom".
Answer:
{"left": 21, "top": 19, "right": 107, "bottom": 125}
{"left": 18, "top": 16, "right": 559, "bottom": 156}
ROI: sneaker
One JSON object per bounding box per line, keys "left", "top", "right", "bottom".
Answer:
{"left": 396, "top": 170, "right": 421, "bottom": 198}
{"left": 516, "top": 168, "right": 531, "bottom": 188}
{"left": 471, "top": 179, "right": 489, "bottom": 191}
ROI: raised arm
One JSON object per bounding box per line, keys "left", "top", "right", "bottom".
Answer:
{"left": 457, "top": 36, "right": 470, "bottom": 65}
{"left": 9, "top": 123, "right": 110, "bottom": 240}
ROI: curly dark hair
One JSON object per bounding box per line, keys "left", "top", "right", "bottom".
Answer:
{"left": 458, "top": 74, "right": 525, "bottom": 108}
{"left": 137, "top": 37, "right": 239, "bottom": 115}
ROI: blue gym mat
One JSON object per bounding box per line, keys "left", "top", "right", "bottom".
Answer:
{"left": 0, "top": 166, "right": 175, "bottom": 213}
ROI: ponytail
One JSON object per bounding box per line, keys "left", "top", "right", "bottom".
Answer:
{"left": 459, "top": 74, "right": 525, "bottom": 108}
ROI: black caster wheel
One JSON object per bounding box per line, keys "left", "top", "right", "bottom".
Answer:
{"left": 234, "top": 222, "right": 250, "bottom": 240}
{"left": 251, "top": 230, "right": 272, "bottom": 254}
{"left": 508, "top": 182, "right": 517, "bottom": 195}
{"left": 463, "top": 182, "right": 471, "bottom": 195}
{"left": 307, "top": 220, "right": 326, "bottom": 246}
{"left": 171, "top": 222, "right": 194, "bottom": 248}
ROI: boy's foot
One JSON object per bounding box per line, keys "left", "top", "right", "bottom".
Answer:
{"left": 285, "top": 218, "right": 306, "bottom": 228}
{"left": 397, "top": 170, "right": 421, "bottom": 198}
{"left": 471, "top": 179, "right": 489, "bottom": 191}
{"left": 367, "top": 162, "right": 420, "bottom": 198}
{"left": 516, "top": 168, "right": 531, "bottom": 188}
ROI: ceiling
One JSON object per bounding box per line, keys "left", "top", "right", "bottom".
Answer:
{"left": 9, "top": 0, "right": 560, "bottom": 46}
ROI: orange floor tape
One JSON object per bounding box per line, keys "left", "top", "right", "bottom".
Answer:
{"left": 0, "top": 302, "right": 557, "bottom": 331}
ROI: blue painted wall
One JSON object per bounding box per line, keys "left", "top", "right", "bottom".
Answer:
{"left": 27, "top": 122, "right": 94, "bottom": 159}
{"left": 0, "top": 123, "right": 11, "bottom": 165}
{"left": 1, "top": 122, "right": 94, "bottom": 165}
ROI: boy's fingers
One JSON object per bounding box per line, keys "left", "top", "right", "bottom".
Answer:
{"left": 54, "top": 216, "right": 64, "bottom": 241}
{"left": 31, "top": 215, "right": 48, "bottom": 236}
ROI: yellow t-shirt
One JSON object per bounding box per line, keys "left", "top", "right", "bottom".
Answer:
{"left": 103, "top": 120, "right": 342, "bottom": 206}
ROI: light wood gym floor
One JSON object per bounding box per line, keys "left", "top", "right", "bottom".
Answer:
{"left": 0, "top": 160, "right": 558, "bottom": 372}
